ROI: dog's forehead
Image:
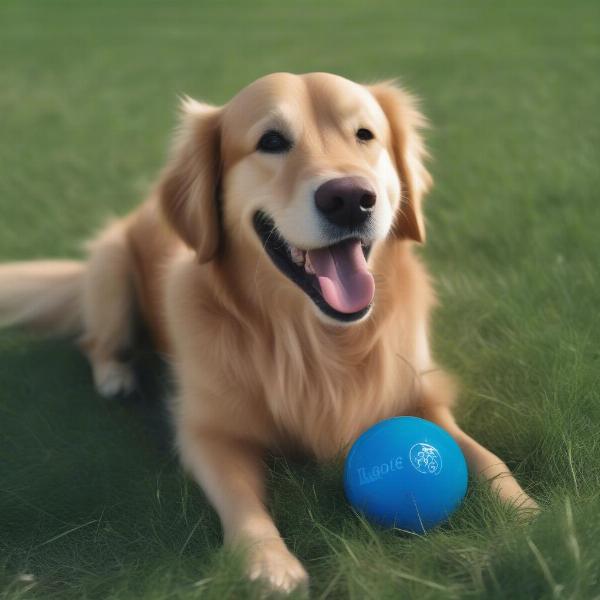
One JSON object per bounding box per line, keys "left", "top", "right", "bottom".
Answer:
{"left": 303, "top": 72, "right": 386, "bottom": 124}
{"left": 223, "top": 73, "right": 303, "bottom": 131}
{"left": 222, "top": 72, "right": 387, "bottom": 136}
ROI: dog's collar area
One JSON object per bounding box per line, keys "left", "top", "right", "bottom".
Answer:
{"left": 252, "top": 211, "right": 373, "bottom": 322}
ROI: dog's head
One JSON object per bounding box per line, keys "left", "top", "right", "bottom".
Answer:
{"left": 160, "top": 72, "right": 431, "bottom": 324}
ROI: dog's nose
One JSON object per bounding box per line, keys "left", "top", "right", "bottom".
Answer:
{"left": 314, "top": 177, "right": 376, "bottom": 229}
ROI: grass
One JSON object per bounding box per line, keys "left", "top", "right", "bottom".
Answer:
{"left": 1, "top": 0, "right": 599, "bottom": 598}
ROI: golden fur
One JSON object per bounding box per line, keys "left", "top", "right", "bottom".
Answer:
{"left": 0, "top": 73, "right": 537, "bottom": 593}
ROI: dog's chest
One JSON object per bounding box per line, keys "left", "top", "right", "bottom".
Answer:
{"left": 260, "top": 324, "right": 420, "bottom": 460}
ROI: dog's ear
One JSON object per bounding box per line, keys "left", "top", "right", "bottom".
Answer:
{"left": 159, "top": 97, "right": 222, "bottom": 263}
{"left": 369, "top": 82, "right": 432, "bottom": 243}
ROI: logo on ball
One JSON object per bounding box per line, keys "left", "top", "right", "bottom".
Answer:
{"left": 409, "top": 443, "right": 442, "bottom": 475}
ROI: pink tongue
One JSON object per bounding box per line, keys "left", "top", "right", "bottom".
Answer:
{"left": 307, "top": 240, "right": 375, "bottom": 314}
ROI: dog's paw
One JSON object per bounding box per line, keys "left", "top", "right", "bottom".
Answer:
{"left": 93, "top": 360, "right": 135, "bottom": 398}
{"left": 246, "top": 539, "right": 308, "bottom": 594}
{"left": 515, "top": 493, "right": 541, "bottom": 521}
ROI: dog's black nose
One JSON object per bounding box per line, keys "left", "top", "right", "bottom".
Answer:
{"left": 314, "top": 177, "right": 376, "bottom": 229}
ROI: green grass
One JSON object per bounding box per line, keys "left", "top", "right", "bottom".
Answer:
{"left": 1, "top": 0, "right": 599, "bottom": 598}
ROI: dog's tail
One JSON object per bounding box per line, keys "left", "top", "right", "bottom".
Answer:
{"left": 0, "top": 260, "right": 85, "bottom": 336}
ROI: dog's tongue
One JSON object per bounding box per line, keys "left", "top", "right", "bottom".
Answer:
{"left": 307, "top": 240, "right": 374, "bottom": 314}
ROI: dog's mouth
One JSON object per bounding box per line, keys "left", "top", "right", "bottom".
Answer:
{"left": 253, "top": 212, "right": 375, "bottom": 322}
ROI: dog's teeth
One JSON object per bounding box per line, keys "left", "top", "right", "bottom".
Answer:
{"left": 290, "top": 246, "right": 305, "bottom": 266}
{"left": 304, "top": 255, "right": 315, "bottom": 274}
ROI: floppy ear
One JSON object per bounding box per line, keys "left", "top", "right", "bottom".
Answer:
{"left": 369, "top": 82, "right": 432, "bottom": 243}
{"left": 159, "top": 97, "right": 222, "bottom": 263}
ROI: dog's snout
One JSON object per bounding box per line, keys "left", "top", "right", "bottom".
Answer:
{"left": 314, "top": 177, "right": 376, "bottom": 229}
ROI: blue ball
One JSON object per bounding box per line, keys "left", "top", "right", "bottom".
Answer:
{"left": 344, "top": 417, "right": 468, "bottom": 532}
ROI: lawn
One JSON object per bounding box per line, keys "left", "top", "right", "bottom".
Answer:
{"left": 1, "top": 0, "right": 599, "bottom": 598}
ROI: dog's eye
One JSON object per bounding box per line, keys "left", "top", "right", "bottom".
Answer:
{"left": 356, "top": 128, "right": 375, "bottom": 142}
{"left": 257, "top": 130, "right": 292, "bottom": 154}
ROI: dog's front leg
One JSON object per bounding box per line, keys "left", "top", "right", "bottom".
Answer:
{"left": 176, "top": 421, "right": 308, "bottom": 593}
{"left": 418, "top": 372, "right": 538, "bottom": 514}
{"left": 421, "top": 402, "right": 539, "bottom": 514}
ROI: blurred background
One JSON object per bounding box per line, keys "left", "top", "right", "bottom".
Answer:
{"left": 1, "top": 1, "right": 599, "bottom": 598}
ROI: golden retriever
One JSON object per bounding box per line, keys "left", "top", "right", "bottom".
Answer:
{"left": 0, "top": 72, "right": 537, "bottom": 593}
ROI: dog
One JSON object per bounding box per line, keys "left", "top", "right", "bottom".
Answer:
{"left": 0, "top": 72, "right": 538, "bottom": 593}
